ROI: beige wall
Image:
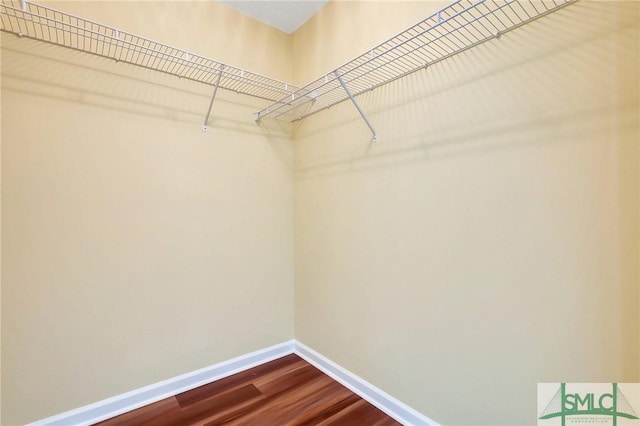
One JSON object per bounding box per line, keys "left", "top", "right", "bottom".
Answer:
{"left": 2, "top": 1, "right": 639, "bottom": 425}
{"left": 45, "top": 0, "right": 293, "bottom": 83}
{"left": 293, "top": 1, "right": 639, "bottom": 425}
{"left": 1, "top": 32, "right": 3, "bottom": 424}
{"left": 1, "top": 2, "right": 294, "bottom": 425}
{"left": 292, "top": 1, "right": 445, "bottom": 84}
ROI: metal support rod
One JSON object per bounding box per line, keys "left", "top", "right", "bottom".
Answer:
{"left": 203, "top": 65, "right": 224, "bottom": 131}
{"left": 334, "top": 71, "right": 377, "bottom": 142}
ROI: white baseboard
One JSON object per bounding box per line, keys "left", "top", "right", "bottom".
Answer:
{"left": 26, "top": 340, "right": 296, "bottom": 426}
{"left": 28, "top": 339, "right": 437, "bottom": 426}
{"left": 294, "top": 341, "right": 440, "bottom": 426}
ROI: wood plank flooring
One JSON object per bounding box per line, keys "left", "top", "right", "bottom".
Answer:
{"left": 95, "top": 354, "right": 401, "bottom": 426}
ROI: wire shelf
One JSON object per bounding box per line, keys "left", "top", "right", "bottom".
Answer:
{"left": 256, "top": 0, "right": 576, "bottom": 122}
{"left": 0, "top": 0, "right": 299, "bottom": 102}
{"left": 1, "top": 0, "right": 576, "bottom": 127}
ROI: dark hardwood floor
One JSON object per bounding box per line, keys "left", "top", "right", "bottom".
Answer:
{"left": 95, "top": 354, "right": 401, "bottom": 426}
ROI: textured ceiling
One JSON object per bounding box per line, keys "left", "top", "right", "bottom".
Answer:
{"left": 217, "top": 0, "right": 329, "bottom": 34}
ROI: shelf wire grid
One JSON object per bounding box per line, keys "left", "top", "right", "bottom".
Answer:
{"left": 256, "top": 0, "right": 575, "bottom": 122}
{"left": 0, "top": 0, "right": 299, "bottom": 102}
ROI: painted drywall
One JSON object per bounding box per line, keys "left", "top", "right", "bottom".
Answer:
{"left": 293, "top": 1, "right": 639, "bottom": 425}
{"left": 292, "top": 1, "right": 445, "bottom": 85}
{"left": 45, "top": 0, "right": 293, "bottom": 83}
{"left": 1, "top": 2, "right": 294, "bottom": 424}
{"left": 2, "top": 0, "right": 639, "bottom": 425}
{"left": 0, "top": 33, "right": 3, "bottom": 424}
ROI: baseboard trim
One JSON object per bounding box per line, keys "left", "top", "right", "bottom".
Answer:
{"left": 293, "top": 341, "right": 440, "bottom": 426}
{"left": 28, "top": 339, "right": 437, "bottom": 426}
{"left": 26, "top": 340, "right": 296, "bottom": 426}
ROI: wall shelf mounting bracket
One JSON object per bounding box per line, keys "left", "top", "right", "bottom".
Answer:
{"left": 255, "top": 0, "right": 576, "bottom": 124}
{"left": 334, "top": 70, "right": 377, "bottom": 142}
{"left": 203, "top": 65, "right": 224, "bottom": 132}
{"left": 1, "top": 0, "right": 576, "bottom": 134}
{"left": 0, "top": 0, "right": 300, "bottom": 132}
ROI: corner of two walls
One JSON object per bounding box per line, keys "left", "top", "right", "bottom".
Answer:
{"left": 2, "top": 1, "right": 639, "bottom": 425}
{"left": 291, "top": 1, "right": 639, "bottom": 425}
{"left": 1, "top": 2, "right": 295, "bottom": 424}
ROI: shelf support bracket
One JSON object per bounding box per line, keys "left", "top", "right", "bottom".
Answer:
{"left": 203, "top": 65, "right": 224, "bottom": 132}
{"left": 334, "top": 71, "right": 377, "bottom": 142}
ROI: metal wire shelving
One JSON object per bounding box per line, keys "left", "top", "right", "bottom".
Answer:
{"left": 0, "top": 0, "right": 576, "bottom": 137}
{"left": 0, "top": 0, "right": 300, "bottom": 130}
{"left": 255, "top": 0, "right": 575, "bottom": 140}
